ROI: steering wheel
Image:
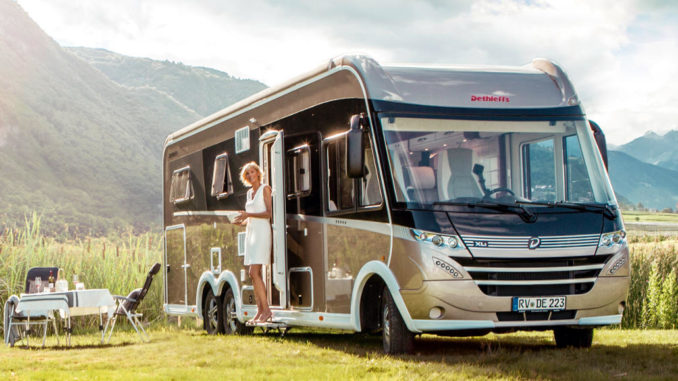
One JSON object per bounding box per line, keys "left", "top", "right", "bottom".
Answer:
{"left": 483, "top": 187, "right": 515, "bottom": 199}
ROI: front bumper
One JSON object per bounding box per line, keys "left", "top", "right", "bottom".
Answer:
{"left": 400, "top": 275, "right": 629, "bottom": 332}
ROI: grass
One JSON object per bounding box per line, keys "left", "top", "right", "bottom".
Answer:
{"left": 622, "top": 210, "right": 678, "bottom": 224}
{"left": 1, "top": 327, "right": 677, "bottom": 380}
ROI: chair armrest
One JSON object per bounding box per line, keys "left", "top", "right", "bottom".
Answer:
{"left": 113, "top": 295, "right": 138, "bottom": 303}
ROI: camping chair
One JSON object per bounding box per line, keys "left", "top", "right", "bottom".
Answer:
{"left": 4, "top": 266, "right": 63, "bottom": 347}
{"left": 25, "top": 267, "right": 60, "bottom": 294}
{"left": 4, "top": 294, "right": 67, "bottom": 347}
{"left": 104, "top": 262, "right": 161, "bottom": 343}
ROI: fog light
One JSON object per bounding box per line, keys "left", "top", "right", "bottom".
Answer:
{"left": 618, "top": 301, "right": 626, "bottom": 315}
{"left": 429, "top": 307, "right": 444, "bottom": 319}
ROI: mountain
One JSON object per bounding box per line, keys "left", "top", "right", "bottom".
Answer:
{"left": 66, "top": 47, "right": 265, "bottom": 117}
{"left": 0, "top": 0, "right": 265, "bottom": 235}
{"left": 608, "top": 150, "right": 678, "bottom": 210}
{"left": 616, "top": 130, "right": 678, "bottom": 171}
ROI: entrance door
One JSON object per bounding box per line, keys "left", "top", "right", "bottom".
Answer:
{"left": 164, "top": 225, "right": 187, "bottom": 309}
{"left": 259, "top": 130, "right": 288, "bottom": 308}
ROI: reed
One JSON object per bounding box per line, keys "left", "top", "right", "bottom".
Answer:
{"left": 624, "top": 233, "right": 678, "bottom": 329}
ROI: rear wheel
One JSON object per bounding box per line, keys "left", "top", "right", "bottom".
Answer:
{"left": 203, "top": 289, "right": 223, "bottom": 335}
{"left": 222, "top": 288, "right": 253, "bottom": 335}
{"left": 381, "top": 287, "right": 414, "bottom": 354}
{"left": 553, "top": 327, "right": 593, "bottom": 348}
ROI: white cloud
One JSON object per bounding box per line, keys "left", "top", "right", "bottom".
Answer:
{"left": 15, "top": 0, "right": 678, "bottom": 144}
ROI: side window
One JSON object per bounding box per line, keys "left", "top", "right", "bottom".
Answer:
{"left": 170, "top": 166, "right": 194, "bottom": 204}
{"left": 563, "top": 135, "right": 594, "bottom": 202}
{"left": 359, "top": 139, "right": 383, "bottom": 206}
{"left": 211, "top": 153, "right": 234, "bottom": 199}
{"left": 286, "top": 144, "right": 311, "bottom": 198}
{"left": 522, "top": 139, "right": 556, "bottom": 201}
{"left": 326, "top": 136, "right": 354, "bottom": 212}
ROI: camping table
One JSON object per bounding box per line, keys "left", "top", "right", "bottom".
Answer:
{"left": 18, "top": 289, "right": 116, "bottom": 345}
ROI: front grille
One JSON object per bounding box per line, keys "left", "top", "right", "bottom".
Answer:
{"left": 461, "top": 233, "right": 600, "bottom": 250}
{"left": 497, "top": 310, "right": 577, "bottom": 322}
{"left": 456, "top": 256, "right": 610, "bottom": 297}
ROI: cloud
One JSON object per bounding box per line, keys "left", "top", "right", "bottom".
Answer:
{"left": 15, "top": 0, "right": 678, "bottom": 144}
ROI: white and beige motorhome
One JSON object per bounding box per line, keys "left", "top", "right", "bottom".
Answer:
{"left": 163, "top": 55, "right": 629, "bottom": 353}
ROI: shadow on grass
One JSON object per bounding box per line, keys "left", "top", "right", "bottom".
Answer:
{"left": 249, "top": 329, "right": 678, "bottom": 378}
{"left": 12, "top": 341, "right": 136, "bottom": 350}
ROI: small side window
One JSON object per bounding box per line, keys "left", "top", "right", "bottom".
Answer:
{"left": 170, "top": 166, "right": 194, "bottom": 204}
{"left": 211, "top": 153, "right": 234, "bottom": 200}
{"left": 287, "top": 144, "right": 311, "bottom": 198}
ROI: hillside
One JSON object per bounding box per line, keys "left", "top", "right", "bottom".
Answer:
{"left": 0, "top": 0, "right": 265, "bottom": 235}
{"left": 67, "top": 47, "right": 266, "bottom": 117}
{"left": 617, "top": 130, "right": 678, "bottom": 171}
{"left": 608, "top": 150, "right": 678, "bottom": 210}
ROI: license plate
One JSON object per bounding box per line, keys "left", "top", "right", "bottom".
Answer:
{"left": 512, "top": 296, "right": 566, "bottom": 312}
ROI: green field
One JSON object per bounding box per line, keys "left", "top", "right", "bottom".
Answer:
{"left": 1, "top": 328, "right": 677, "bottom": 380}
{"left": 622, "top": 210, "right": 678, "bottom": 224}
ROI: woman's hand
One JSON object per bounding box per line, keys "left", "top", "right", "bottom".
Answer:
{"left": 233, "top": 210, "right": 248, "bottom": 225}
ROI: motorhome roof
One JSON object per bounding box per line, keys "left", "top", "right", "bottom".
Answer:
{"left": 164, "top": 55, "right": 579, "bottom": 147}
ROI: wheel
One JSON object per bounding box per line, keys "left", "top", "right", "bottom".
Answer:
{"left": 381, "top": 287, "right": 414, "bottom": 354}
{"left": 203, "top": 289, "right": 223, "bottom": 335}
{"left": 222, "top": 288, "right": 253, "bottom": 335}
{"left": 553, "top": 327, "right": 593, "bottom": 348}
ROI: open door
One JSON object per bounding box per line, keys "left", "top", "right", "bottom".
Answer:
{"left": 259, "top": 130, "right": 287, "bottom": 308}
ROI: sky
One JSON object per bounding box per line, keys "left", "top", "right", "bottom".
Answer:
{"left": 15, "top": 0, "right": 678, "bottom": 145}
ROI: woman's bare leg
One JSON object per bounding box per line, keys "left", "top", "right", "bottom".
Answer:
{"left": 249, "top": 264, "right": 271, "bottom": 321}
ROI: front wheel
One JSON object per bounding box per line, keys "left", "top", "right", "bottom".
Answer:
{"left": 381, "top": 287, "right": 414, "bottom": 354}
{"left": 222, "top": 288, "right": 253, "bottom": 335}
{"left": 553, "top": 327, "right": 593, "bottom": 348}
{"left": 203, "top": 289, "right": 223, "bottom": 335}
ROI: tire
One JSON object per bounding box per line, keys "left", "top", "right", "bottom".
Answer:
{"left": 381, "top": 287, "right": 414, "bottom": 354}
{"left": 203, "top": 289, "right": 223, "bottom": 335}
{"left": 553, "top": 327, "right": 594, "bottom": 348}
{"left": 222, "top": 288, "right": 253, "bottom": 335}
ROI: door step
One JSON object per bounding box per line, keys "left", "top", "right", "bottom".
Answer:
{"left": 246, "top": 320, "right": 289, "bottom": 336}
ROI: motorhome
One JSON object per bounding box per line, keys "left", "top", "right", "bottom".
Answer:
{"left": 162, "top": 55, "right": 629, "bottom": 353}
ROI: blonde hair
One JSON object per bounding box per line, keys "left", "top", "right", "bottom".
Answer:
{"left": 239, "top": 161, "right": 264, "bottom": 187}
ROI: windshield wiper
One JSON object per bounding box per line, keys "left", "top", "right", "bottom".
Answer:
{"left": 434, "top": 200, "right": 537, "bottom": 223}
{"left": 515, "top": 200, "right": 617, "bottom": 220}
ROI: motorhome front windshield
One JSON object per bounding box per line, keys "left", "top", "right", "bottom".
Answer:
{"left": 380, "top": 117, "right": 616, "bottom": 209}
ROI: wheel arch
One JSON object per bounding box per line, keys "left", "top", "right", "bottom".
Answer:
{"left": 350, "top": 260, "right": 420, "bottom": 333}
{"left": 196, "top": 271, "right": 240, "bottom": 319}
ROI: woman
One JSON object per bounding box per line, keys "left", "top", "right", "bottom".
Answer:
{"left": 233, "top": 162, "right": 273, "bottom": 324}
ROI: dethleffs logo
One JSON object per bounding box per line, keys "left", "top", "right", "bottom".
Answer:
{"left": 471, "top": 95, "right": 511, "bottom": 103}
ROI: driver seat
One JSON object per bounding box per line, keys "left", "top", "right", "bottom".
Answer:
{"left": 438, "top": 148, "right": 483, "bottom": 200}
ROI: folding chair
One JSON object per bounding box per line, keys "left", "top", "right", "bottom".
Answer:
{"left": 105, "top": 263, "right": 161, "bottom": 343}
{"left": 25, "top": 267, "right": 59, "bottom": 294}
{"left": 4, "top": 294, "right": 67, "bottom": 347}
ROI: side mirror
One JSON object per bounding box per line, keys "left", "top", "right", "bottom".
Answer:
{"left": 589, "top": 120, "right": 608, "bottom": 171}
{"left": 346, "top": 113, "right": 367, "bottom": 178}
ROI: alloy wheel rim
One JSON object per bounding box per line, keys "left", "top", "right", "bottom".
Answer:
{"left": 208, "top": 298, "right": 218, "bottom": 330}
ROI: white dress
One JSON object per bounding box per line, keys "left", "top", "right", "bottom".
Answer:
{"left": 244, "top": 185, "right": 272, "bottom": 265}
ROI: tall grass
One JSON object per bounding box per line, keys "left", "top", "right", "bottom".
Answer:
{"left": 624, "top": 233, "right": 678, "bottom": 329}
{"left": 0, "top": 214, "right": 164, "bottom": 331}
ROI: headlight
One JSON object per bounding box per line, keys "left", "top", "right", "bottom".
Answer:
{"left": 411, "top": 229, "right": 465, "bottom": 251}
{"left": 599, "top": 230, "right": 626, "bottom": 249}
